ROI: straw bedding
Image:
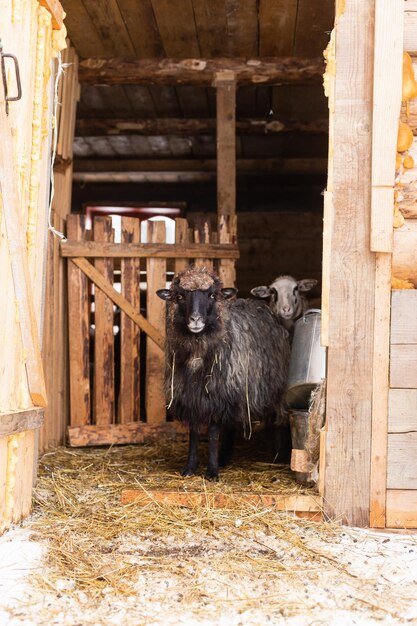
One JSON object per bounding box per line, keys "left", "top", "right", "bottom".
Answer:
{"left": 2, "top": 441, "right": 417, "bottom": 625}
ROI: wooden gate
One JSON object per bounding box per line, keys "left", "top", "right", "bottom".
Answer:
{"left": 62, "top": 214, "right": 239, "bottom": 446}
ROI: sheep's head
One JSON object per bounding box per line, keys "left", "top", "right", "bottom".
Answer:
{"left": 251, "top": 275, "right": 317, "bottom": 321}
{"left": 157, "top": 266, "right": 237, "bottom": 335}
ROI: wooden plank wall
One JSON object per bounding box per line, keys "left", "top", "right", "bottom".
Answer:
{"left": 41, "top": 43, "right": 79, "bottom": 452}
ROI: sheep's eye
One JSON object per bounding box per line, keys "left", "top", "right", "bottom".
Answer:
{"left": 209, "top": 293, "right": 215, "bottom": 299}
{"left": 177, "top": 294, "right": 183, "bottom": 301}
{"left": 293, "top": 286, "right": 299, "bottom": 296}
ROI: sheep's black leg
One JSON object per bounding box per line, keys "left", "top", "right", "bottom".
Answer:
{"left": 219, "top": 424, "right": 236, "bottom": 467}
{"left": 182, "top": 428, "right": 199, "bottom": 476}
{"left": 206, "top": 421, "right": 220, "bottom": 481}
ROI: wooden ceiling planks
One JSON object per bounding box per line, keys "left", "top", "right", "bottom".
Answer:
{"left": 259, "top": 0, "right": 298, "bottom": 56}
{"left": 293, "top": 0, "right": 333, "bottom": 56}
{"left": 79, "top": 0, "right": 136, "bottom": 56}
{"left": 62, "top": 0, "right": 107, "bottom": 57}
{"left": 192, "top": 0, "right": 229, "bottom": 57}
{"left": 150, "top": 0, "right": 200, "bottom": 57}
{"left": 114, "top": 0, "right": 164, "bottom": 57}
{"left": 225, "top": 0, "right": 258, "bottom": 56}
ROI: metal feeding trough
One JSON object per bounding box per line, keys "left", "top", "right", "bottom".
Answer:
{"left": 285, "top": 309, "right": 326, "bottom": 410}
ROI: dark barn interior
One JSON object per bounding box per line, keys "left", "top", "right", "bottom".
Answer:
{"left": 63, "top": 0, "right": 334, "bottom": 299}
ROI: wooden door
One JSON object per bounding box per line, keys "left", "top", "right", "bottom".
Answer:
{"left": 0, "top": 1, "right": 66, "bottom": 534}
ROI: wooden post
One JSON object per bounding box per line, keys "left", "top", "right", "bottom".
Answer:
{"left": 119, "top": 217, "right": 141, "bottom": 423}
{"left": 93, "top": 217, "right": 115, "bottom": 426}
{"left": 146, "top": 221, "right": 166, "bottom": 425}
{"left": 174, "top": 218, "right": 189, "bottom": 275}
{"left": 324, "top": 0, "right": 377, "bottom": 526}
{"left": 67, "top": 215, "right": 91, "bottom": 427}
{"left": 369, "top": 1, "right": 403, "bottom": 528}
{"left": 193, "top": 214, "right": 213, "bottom": 270}
{"left": 215, "top": 71, "right": 237, "bottom": 287}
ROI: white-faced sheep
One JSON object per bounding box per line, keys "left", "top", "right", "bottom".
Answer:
{"left": 157, "top": 266, "right": 290, "bottom": 480}
{"left": 251, "top": 275, "right": 318, "bottom": 333}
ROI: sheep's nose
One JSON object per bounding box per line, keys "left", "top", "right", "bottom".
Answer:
{"left": 282, "top": 305, "right": 291, "bottom": 314}
{"left": 190, "top": 312, "right": 202, "bottom": 322}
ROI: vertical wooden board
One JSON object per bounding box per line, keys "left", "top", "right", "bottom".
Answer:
{"left": 370, "top": 0, "right": 402, "bottom": 253}
{"left": 67, "top": 214, "right": 91, "bottom": 427}
{"left": 216, "top": 73, "right": 236, "bottom": 219}
{"left": 259, "top": 0, "right": 298, "bottom": 56}
{"left": 93, "top": 217, "right": 115, "bottom": 426}
{"left": 119, "top": 217, "right": 141, "bottom": 424}
{"left": 390, "top": 344, "right": 417, "bottom": 388}
{"left": 324, "top": 0, "right": 376, "bottom": 527}
{"left": 174, "top": 218, "right": 189, "bottom": 275}
{"left": 370, "top": 187, "right": 394, "bottom": 253}
{"left": 371, "top": 0, "right": 403, "bottom": 188}
{"left": 146, "top": 221, "right": 166, "bottom": 425}
{"left": 404, "top": 11, "right": 417, "bottom": 53}
{"left": 218, "top": 214, "right": 237, "bottom": 288}
{"left": 193, "top": 214, "right": 213, "bottom": 270}
{"left": 321, "top": 191, "right": 333, "bottom": 347}
{"left": 386, "top": 490, "right": 417, "bottom": 528}
{"left": 390, "top": 289, "right": 417, "bottom": 344}
{"left": 370, "top": 252, "right": 392, "bottom": 528}
{"left": 0, "top": 437, "right": 8, "bottom": 534}
{"left": 12, "top": 431, "right": 35, "bottom": 522}
{"left": 387, "top": 432, "right": 417, "bottom": 489}
{"left": 388, "top": 388, "right": 417, "bottom": 432}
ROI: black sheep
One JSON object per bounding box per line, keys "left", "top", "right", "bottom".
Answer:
{"left": 157, "top": 266, "right": 290, "bottom": 480}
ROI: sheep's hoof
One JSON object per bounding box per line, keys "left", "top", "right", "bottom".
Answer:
{"left": 181, "top": 466, "right": 197, "bottom": 477}
{"left": 205, "top": 468, "right": 219, "bottom": 481}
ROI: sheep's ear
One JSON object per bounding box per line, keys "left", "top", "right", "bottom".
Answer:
{"left": 221, "top": 288, "right": 238, "bottom": 300}
{"left": 297, "top": 279, "right": 318, "bottom": 292}
{"left": 156, "top": 289, "right": 172, "bottom": 301}
{"left": 250, "top": 286, "right": 271, "bottom": 299}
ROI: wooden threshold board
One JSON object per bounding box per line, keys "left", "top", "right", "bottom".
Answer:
{"left": 120, "top": 489, "right": 323, "bottom": 520}
{"left": 67, "top": 421, "right": 188, "bottom": 446}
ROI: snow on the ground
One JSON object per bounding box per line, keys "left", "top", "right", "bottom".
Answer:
{"left": 0, "top": 520, "right": 416, "bottom": 626}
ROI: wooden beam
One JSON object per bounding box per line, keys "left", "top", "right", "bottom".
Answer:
{"left": 75, "top": 117, "right": 329, "bottom": 137}
{"left": 61, "top": 241, "right": 239, "bottom": 259}
{"left": 71, "top": 257, "right": 165, "bottom": 351}
{"left": 120, "top": 489, "right": 323, "bottom": 518}
{"left": 67, "top": 422, "right": 187, "bottom": 446}
{"left": 38, "top": 0, "right": 65, "bottom": 29}
{"left": 78, "top": 56, "right": 325, "bottom": 86}
{"left": 0, "top": 408, "right": 44, "bottom": 438}
{"left": 216, "top": 71, "right": 237, "bottom": 287}
{"left": 324, "top": 0, "right": 376, "bottom": 527}
{"left": 73, "top": 158, "right": 328, "bottom": 174}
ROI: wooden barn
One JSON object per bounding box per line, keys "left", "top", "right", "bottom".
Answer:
{"left": 1, "top": 0, "right": 417, "bottom": 537}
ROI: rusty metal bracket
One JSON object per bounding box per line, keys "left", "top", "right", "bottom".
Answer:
{"left": 0, "top": 38, "right": 22, "bottom": 115}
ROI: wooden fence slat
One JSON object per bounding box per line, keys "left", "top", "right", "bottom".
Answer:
{"left": 146, "top": 221, "right": 167, "bottom": 425}
{"left": 119, "top": 217, "right": 141, "bottom": 424}
{"left": 174, "top": 218, "right": 189, "bottom": 275}
{"left": 67, "top": 422, "right": 187, "bottom": 447}
{"left": 67, "top": 215, "right": 90, "bottom": 427}
{"left": 390, "top": 290, "right": 417, "bottom": 344}
{"left": 193, "top": 214, "right": 213, "bottom": 270}
{"left": 71, "top": 258, "right": 165, "bottom": 350}
{"left": 61, "top": 241, "right": 239, "bottom": 259}
{"left": 93, "top": 217, "right": 115, "bottom": 426}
